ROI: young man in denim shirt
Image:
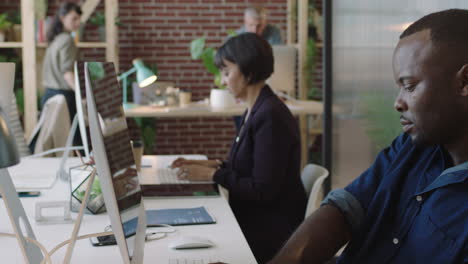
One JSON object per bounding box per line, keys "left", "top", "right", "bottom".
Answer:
{"left": 270, "top": 9, "right": 468, "bottom": 264}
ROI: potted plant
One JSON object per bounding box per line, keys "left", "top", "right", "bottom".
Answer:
{"left": 89, "top": 11, "right": 122, "bottom": 41}
{"left": 190, "top": 37, "right": 236, "bottom": 108}
{"left": 0, "top": 14, "right": 12, "bottom": 42}
{"left": 89, "top": 11, "right": 105, "bottom": 41}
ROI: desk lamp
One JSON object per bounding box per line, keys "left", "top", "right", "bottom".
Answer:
{"left": 0, "top": 107, "right": 43, "bottom": 263}
{"left": 118, "top": 59, "right": 157, "bottom": 105}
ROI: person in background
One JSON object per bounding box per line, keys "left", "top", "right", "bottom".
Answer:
{"left": 172, "top": 33, "right": 306, "bottom": 263}
{"left": 231, "top": 6, "right": 284, "bottom": 130}
{"left": 236, "top": 6, "right": 283, "bottom": 46}
{"left": 269, "top": 9, "right": 468, "bottom": 264}
{"left": 29, "top": 2, "right": 82, "bottom": 152}
{"left": 42, "top": 2, "right": 81, "bottom": 121}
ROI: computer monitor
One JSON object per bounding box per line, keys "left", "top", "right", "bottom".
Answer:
{"left": 0, "top": 62, "right": 44, "bottom": 263}
{"left": 84, "top": 62, "right": 146, "bottom": 264}
{"left": 74, "top": 61, "right": 91, "bottom": 160}
{"left": 266, "top": 45, "right": 297, "bottom": 97}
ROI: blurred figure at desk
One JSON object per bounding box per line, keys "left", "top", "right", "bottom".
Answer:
{"left": 236, "top": 6, "right": 283, "bottom": 46}
{"left": 172, "top": 33, "right": 306, "bottom": 263}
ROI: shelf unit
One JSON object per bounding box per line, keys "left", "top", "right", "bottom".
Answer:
{"left": 36, "top": 42, "right": 108, "bottom": 48}
{"left": 0, "top": 42, "right": 23, "bottom": 48}
{"left": 287, "top": 0, "right": 321, "bottom": 167}
{"left": 0, "top": 0, "right": 119, "bottom": 138}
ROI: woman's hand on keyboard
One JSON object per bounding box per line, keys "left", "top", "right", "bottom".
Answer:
{"left": 171, "top": 158, "right": 220, "bottom": 169}
{"left": 177, "top": 164, "right": 216, "bottom": 181}
{"left": 171, "top": 157, "right": 190, "bottom": 168}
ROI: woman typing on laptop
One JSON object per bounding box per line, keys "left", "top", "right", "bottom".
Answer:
{"left": 171, "top": 33, "right": 307, "bottom": 264}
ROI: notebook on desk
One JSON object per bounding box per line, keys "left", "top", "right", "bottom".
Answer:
{"left": 122, "top": 206, "right": 216, "bottom": 236}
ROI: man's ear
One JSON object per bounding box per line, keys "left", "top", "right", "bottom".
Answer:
{"left": 456, "top": 64, "right": 468, "bottom": 96}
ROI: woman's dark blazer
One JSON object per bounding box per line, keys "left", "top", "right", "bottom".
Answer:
{"left": 213, "top": 85, "right": 307, "bottom": 263}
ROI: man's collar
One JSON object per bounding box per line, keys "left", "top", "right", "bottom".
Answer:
{"left": 417, "top": 161, "right": 468, "bottom": 195}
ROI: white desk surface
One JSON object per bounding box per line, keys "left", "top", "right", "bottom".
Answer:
{"left": 124, "top": 100, "right": 323, "bottom": 118}
{"left": 0, "top": 155, "right": 256, "bottom": 264}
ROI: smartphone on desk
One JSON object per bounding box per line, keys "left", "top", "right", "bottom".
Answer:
{"left": 90, "top": 219, "right": 137, "bottom": 246}
{"left": 90, "top": 234, "right": 118, "bottom": 246}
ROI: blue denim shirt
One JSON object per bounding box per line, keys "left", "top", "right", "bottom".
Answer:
{"left": 323, "top": 133, "right": 468, "bottom": 263}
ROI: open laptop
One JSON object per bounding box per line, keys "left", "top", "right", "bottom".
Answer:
{"left": 84, "top": 62, "right": 218, "bottom": 197}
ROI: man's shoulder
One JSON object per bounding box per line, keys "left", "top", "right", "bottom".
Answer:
{"left": 236, "top": 26, "right": 246, "bottom": 34}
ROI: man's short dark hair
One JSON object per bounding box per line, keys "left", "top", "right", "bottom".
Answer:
{"left": 400, "top": 9, "right": 468, "bottom": 46}
{"left": 215, "top": 33, "right": 274, "bottom": 85}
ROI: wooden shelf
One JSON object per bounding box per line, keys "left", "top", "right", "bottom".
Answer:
{"left": 36, "top": 42, "right": 108, "bottom": 48}
{"left": 77, "top": 42, "right": 107, "bottom": 48}
{"left": 19, "top": 0, "right": 119, "bottom": 137}
{"left": 0, "top": 42, "right": 23, "bottom": 48}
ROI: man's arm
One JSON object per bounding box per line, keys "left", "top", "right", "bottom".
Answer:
{"left": 269, "top": 205, "right": 351, "bottom": 264}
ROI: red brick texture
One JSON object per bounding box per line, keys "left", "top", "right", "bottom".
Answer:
{"left": 1, "top": 0, "right": 291, "bottom": 160}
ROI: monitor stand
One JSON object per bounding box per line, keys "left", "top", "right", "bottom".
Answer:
{"left": 34, "top": 114, "right": 81, "bottom": 225}
{"left": 0, "top": 168, "right": 44, "bottom": 263}
{"left": 63, "top": 166, "right": 97, "bottom": 263}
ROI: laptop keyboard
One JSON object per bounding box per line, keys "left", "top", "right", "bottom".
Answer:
{"left": 168, "top": 257, "right": 223, "bottom": 264}
{"left": 156, "top": 168, "right": 190, "bottom": 184}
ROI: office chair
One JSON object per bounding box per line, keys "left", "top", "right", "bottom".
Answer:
{"left": 300, "top": 163, "right": 329, "bottom": 217}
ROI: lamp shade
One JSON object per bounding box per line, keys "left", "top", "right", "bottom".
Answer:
{"left": 132, "top": 59, "right": 157, "bottom": 88}
{"left": 0, "top": 107, "right": 19, "bottom": 168}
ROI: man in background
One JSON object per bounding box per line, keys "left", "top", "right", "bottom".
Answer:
{"left": 236, "top": 6, "right": 283, "bottom": 45}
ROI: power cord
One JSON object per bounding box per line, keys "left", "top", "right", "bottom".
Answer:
{"left": 104, "top": 223, "right": 177, "bottom": 242}
{"left": 0, "top": 232, "right": 52, "bottom": 264}
{"left": 0, "top": 224, "right": 177, "bottom": 263}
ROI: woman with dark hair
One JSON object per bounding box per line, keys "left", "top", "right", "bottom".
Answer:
{"left": 41, "top": 2, "right": 81, "bottom": 121}
{"left": 171, "top": 33, "right": 307, "bottom": 263}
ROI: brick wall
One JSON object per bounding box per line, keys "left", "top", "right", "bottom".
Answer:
{"left": 115, "top": 0, "right": 289, "bottom": 159}
{"left": 0, "top": 0, "right": 290, "bottom": 160}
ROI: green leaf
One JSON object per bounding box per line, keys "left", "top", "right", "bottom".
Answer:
{"left": 142, "top": 126, "right": 155, "bottom": 154}
{"left": 89, "top": 11, "right": 105, "bottom": 26}
{"left": 134, "top": 117, "right": 143, "bottom": 127}
{"left": 201, "top": 47, "right": 219, "bottom": 75}
{"left": 227, "top": 29, "right": 237, "bottom": 37}
{"left": 87, "top": 62, "right": 105, "bottom": 81}
{"left": 190, "top": 37, "right": 205, "bottom": 60}
{"left": 14, "top": 88, "right": 24, "bottom": 115}
{"left": 0, "top": 14, "right": 12, "bottom": 30}
{"left": 214, "top": 73, "right": 226, "bottom": 89}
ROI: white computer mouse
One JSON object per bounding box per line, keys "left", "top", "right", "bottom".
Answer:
{"left": 168, "top": 236, "right": 214, "bottom": 249}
